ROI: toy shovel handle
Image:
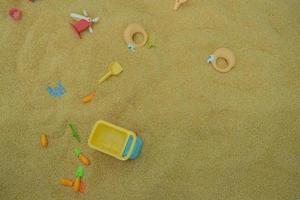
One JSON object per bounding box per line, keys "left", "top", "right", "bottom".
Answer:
{"left": 98, "top": 72, "right": 111, "bottom": 84}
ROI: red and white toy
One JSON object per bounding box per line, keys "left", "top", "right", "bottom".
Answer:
{"left": 70, "top": 10, "right": 99, "bottom": 38}
{"left": 9, "top": 8, "right": 22, "bottom": 20}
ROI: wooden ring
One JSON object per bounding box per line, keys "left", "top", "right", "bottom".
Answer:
{"left": 123, "top": 24, "right": 148, "bottom": 48}
{"left": 209, "top": 48, "right": 236, "bottom": 73}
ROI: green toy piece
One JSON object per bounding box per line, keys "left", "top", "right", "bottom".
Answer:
{"left": 145, "top": 34, "right": 155, "bottom": 49}
{"left": 75, "top": 166, "right": 84, "bottom": 177}
{"left": 69, "top": 124, "right": 80, "bottom": 143}
{"left": 74, "top": 148, "right": 82, "bottom": 157}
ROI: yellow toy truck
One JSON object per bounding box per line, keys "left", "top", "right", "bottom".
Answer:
{"left": 88, "top": 120, "right": 143, "bottom": 161}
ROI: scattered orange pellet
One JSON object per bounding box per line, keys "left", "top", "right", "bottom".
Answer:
{"left": 79, "top": 182, "right": 86, "bottom": 193}
{"left": 79, "top": 154, "right": 90, "bottom": 166}
{"left": 75, "top": 148, "right": 91, "bottom": 166}
{"left": 40, "top": 134, "right": 48, "bottom": 147}
{"left": 60, "top": 178, "right": 86, "bottom": 193}
{"left": 73, "top": 177, "right": 81, "bottom": 192}
{"left": 60, "top": 178, "right": 74, "bottom": 187}
{"left": 82, "top": 91, "right": 96, "bottom": 103}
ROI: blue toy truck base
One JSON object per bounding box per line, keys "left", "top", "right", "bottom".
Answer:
{"left": 123, "top": 135, "right": 143, "bottom": 160}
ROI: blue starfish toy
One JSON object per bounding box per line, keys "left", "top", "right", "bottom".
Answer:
{"left": 47, "top": 81, "right": 65, "bottom": 97}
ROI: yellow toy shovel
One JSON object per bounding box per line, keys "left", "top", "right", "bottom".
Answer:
{"left": 98, "top": 62, "right": 123, "bottom": 84}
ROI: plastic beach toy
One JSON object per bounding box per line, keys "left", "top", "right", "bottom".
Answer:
{"left": 60, "top": 178, "right": 74, "bottom": 187}
{"left": 145, "top": 34, "right": 156, "bottom": 49}
{"left": 40, "top": 134, "right": 48, "bottom": 147}
{"left": 60, "top": 178, "right": 86, "bottom": 193}
{"left": 75, "top": 148, "right": 90, "bottom": 166}
{"left": 124, "top": 24, "right": 148, "bottom": 48}
{"left": 174, "top": 0, "right": 188, "bottom": 11}
{"left": 127, "top": 43, "right": 136, "bottom": 52}
{"left": 70, "top": 10, "right": 99, "bottom": 38}
{"left": 69, "top": 124, "right": 81, "bottom": 143}
{"left": 88, "top": 120, "right": 143, "bottom": 161}
{"left": 98, "top": 62, "right": 123, "bottom": 84}
{"left": 73, "top": 166, "right": 84, "bottom": 192}
{"left": 82, "top": 91, "right": 96, "bottom": 103}
{"left": 9, "top": 8, "right": 22, "bottom": 20}
{"left": 208, "top": 48, "right": 236, "bottom": 73}
{"left": 47, "top": 80, "right": 65, "bottom": 97}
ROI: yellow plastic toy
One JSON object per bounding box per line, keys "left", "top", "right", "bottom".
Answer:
{"left": 98, "top": 62, "right": 123, "bottom": 85}
{"left": 88, "top": 120, "right": 143, "bottom": 161}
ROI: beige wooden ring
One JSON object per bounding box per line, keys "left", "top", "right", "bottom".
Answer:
{"left": 208, "top": 48, "right": 236, "bottom": 73}
{"left": 123, "top": 24, "right": 148, "bottom": 48}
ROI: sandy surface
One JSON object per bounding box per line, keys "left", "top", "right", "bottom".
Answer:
{"left": 0, "top": 0, "right": 300, "bottom": 199}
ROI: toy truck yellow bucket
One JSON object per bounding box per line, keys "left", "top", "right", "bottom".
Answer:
{"left": 88, "top": 120, "right": 143, "bottom": 161}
